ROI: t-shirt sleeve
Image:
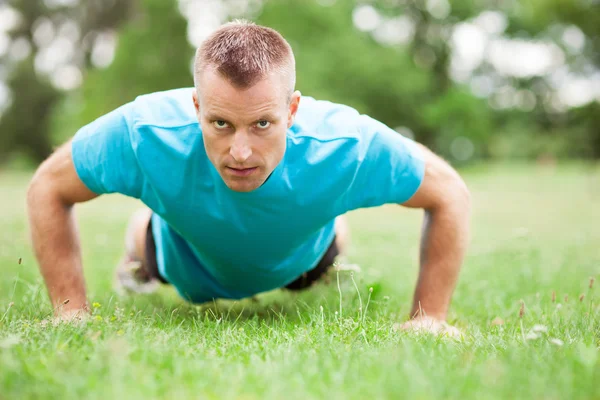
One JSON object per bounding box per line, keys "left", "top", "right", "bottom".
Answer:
{"left": 346, "top": 114, "right": 426, "bottom": 210}
{"left": 71, "top": 103, "right": 143, "bottom": 198}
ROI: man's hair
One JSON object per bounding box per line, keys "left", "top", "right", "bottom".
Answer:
{"left": 194, "top": 20, "right": 295, "bottom": 96}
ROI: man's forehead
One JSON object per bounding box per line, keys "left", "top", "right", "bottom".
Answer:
{"left": 200, "top": 88, "right": 280, "bottom": 113}
{"left": 198, "top": 68, "right": 288, "bottom": 109}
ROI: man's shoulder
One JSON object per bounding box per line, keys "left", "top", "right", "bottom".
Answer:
{"left": 294, "top": 96, "right": 361, "bottom": 142}
{"left": 294, "top": 96, "right": 382, "bottom": 145}
{"left": 129, "top": 87, "right": 198, "bottom": 129}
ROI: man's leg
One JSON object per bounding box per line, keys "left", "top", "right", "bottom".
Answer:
{"left": 125, "top": 208, "right": 152, "bottom": 263}
{"left": 285, "top": 215, "right": 355, "bottom": 291}
{"left": 334, "top": 214, "right": 350, "bottom": 259}
{"left": 115, "top": 209, "right": 162, "bottom": 294}
{"left": 333, "top": 214, "right": 361, "bottom": 272}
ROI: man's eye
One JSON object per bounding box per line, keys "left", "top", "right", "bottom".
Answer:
{"left": 256, "top": 120, "right": 270, "bottom": 129}
{"left": 213, "top": 120, "right": 229, "bottom": 129}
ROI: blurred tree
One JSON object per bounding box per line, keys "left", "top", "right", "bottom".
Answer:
{"left": 571, "top": 101, "right": 600, "bottom": 158}
{"left": 2, "top": 0, "right": 597, "bottom": 163}
{"left": 256, "top": 0, "right": 492, "bottom": 159}
{"left": 0, "top": 0, "right": 134, "bottom": 164}
{"left": 489, "top": 0, "right": 600, "bottom": 158}
{"left": 51, "top": 0, "right": 193, "bottom": 144}
{"left": 0, "top": 61, "right": 59, "bottom": 162}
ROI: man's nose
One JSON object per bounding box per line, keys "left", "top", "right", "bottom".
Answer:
{"left": 230, "top": 131, "right": 252, "bottom": 162}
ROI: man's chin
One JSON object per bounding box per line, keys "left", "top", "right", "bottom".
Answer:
{"left": 223, "top": 177, "right": 264, "bottom": 193}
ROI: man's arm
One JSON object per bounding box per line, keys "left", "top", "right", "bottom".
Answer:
{"left": 401, "top": 143, "right": 471, "bottom": 323}
{"left": 27, "top": 142, "right": 99, "bottom": 319}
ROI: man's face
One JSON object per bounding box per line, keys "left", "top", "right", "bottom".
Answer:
{"left": 193, "top": 68, "right": 300, "bottom": 192}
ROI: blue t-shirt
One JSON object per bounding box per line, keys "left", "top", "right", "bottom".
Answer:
{"left": 72, "top": 88, "right": 425, "bottom": 303}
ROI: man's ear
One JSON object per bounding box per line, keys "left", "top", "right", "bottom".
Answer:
{"left": 287, "top": 90, "right": 301, "bottom": 128}
{"left": 192, "top": 90, "right": 200, "bottom": 114}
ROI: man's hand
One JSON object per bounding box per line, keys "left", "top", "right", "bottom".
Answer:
{"left": 54, "top": 308, "right": 90, "bottom": 325}
{"left": 393, "top": 316, "right": 462, "bottom": 338}
{"left": 39, "top": 308, "right": 90, "bottom": 328}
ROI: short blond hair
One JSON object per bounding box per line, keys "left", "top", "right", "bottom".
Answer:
{"left": 194, "top": 20, "right": 295, "bottom": 96}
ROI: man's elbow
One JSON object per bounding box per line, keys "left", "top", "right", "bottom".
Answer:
{"left": 434, "top": 173, "right": 471, "bottom": 216}
{"left": 27, "top": 163, "right": 52, "bottom": 212}
{"left": 454, "top": 176, "right": 471, "bottom": 210}
{"left": 27, "top": 158, "right": 68, "bottom": 212}
{"left": 27, "top": 142, "right": 96, "bottom": 209}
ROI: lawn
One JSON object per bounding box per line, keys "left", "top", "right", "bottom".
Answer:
{"left": 0, "top": 163, "right": 599, "bottom": 399}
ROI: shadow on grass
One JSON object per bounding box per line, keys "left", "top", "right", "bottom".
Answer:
{"left": 109, "top": 274, "right": 388, "bottom": 329}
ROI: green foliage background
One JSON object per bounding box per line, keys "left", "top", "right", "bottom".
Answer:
{"left": 0, "top": 0, "right": 598, "bottom": 165}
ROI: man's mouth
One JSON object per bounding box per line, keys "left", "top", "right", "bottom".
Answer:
{"left": 226, "top": 166, "right": 258, "bottom": 177}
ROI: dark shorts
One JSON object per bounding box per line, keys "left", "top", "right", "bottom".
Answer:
{"left": 144, "top": 218, "right": 340, "bottom": 291}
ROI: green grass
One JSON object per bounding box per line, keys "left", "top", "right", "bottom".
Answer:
{"left": 1, "top": 163, "right": 599, "bottom": 399}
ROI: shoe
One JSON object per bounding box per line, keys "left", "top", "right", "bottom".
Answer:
{"left": 114, "top": 255, "right": 160, "bottom": 295}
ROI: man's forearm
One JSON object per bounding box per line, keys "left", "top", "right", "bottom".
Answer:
{"left": 410, "top": 201, "right": 470, "bottom": 320}
{"left": 27, "top": 184, "right": 88, "bottom": 315}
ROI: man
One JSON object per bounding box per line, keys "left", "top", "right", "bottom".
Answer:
{"left": 27, "top": 21, "right": 470, "bottom": 335}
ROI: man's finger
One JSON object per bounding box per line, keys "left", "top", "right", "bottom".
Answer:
{"left": 392, "top": 318, "right": 463, "bottom": 338}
